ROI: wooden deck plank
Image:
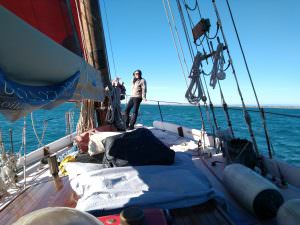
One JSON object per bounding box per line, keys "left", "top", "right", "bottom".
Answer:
{"left": 0, "top": 176, "right": 76, "bottom": 225}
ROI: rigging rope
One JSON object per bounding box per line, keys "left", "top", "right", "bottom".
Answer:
{"left": 203, "top": 101, "right": 216, "bottom": 141}
{"left": 225, "top": 0, "right": 273, "bottom": 158}
{"left": 181, "top": 0, "right": 256, "bottom": 157}
{"left": 194, "top": 35, "right": 206, "bottom": 47}
{"left": 185, "top": 52, "right": 205, "bottom": 104}
{"left": 182, "top": 0, "right": 205, "bottom": 22}
{"left": 210, "top": 43, "right": 226, "bottom": 89}
{"left": 22, "top": 115, "right": 27, "bottom": 188}
{"left": 189, "top": 0, "right": 217, "bottom": 59}
{"left": 166, "top": 0, "right": 191, "bottom": 77}
{"left": 183, "top": 0, "right": 235, "bottom": 142}
{"left": 162, "top": 0, "right": 189, "bottom": 87}
{"left": 184, "top": 0, "right": 199, "bottom": 11}
{"left": 145, "top": 98, "right": 188, "bottom": 105}
{"left": 102, "top": 0, "right": 117, "bottom": 77}
{"left": 180, "top": 0, "right": 220, "bottom": 131}
{"left": 76, "top": 100, "right": 95, "bottom": 133}
{"left": 182, "top": 0, "right": 207, "bottom": 51}
{"left": 205, "top": 23, "right": 219, "bottom": 40}
{"left": 197, "top": 103, "right": 205, "bottom": 130}
{"left": 211, "top": 0, "right": 260, "bottom": 157}
{"left": 176, "top": 0, "right": 195, "bottom": 60}
{"left": 183, "top": 0, "right": 195, "bottom": 28}
{"left": 228, "top": 107, "right": 300, "bottom": 119}
{"left": 31, "top": 112, "right": 48, "bottom": 148}
{"left": 176, "top": 0, "right": 217, "bottom": 133}
{"left": 157, "top": 101, "right": 164, "bottom": 122}
{"left": 9, "top": 129, "right": 13, "bottom": 154}
{"left": 218, "top": 81, "right": 234, "bottom": 137}
{"left": 171, "top": 0, "right": 206, "bottom": 105}
{"left": 206, "top": 38, "right": 234, "bottom": 136}
{"left": 0, "top": 129, "right": 5, "bottom": 160}
{"left": 202, "top": 75, "right": 219, "bottom": 131}
{"left": 65, "top": 111, "right": 75, "bottom": 135}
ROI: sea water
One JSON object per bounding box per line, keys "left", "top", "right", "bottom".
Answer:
{"left": 0, "top": 103, "right": 299, "bottom": 166}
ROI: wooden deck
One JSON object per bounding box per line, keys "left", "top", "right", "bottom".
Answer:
{"left": 0, "top": 175, "right": 236, "bottom": 225}
{"left": 0, "top": 176, "right": 76, "bottom": 225}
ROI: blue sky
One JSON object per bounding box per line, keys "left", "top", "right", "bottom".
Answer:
{"left": 100, "top": 0, "right": 300, "bottom": 106}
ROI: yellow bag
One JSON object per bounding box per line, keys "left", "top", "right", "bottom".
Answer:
{"left": 59, "top": 155, "right": 76, "bottom": 175}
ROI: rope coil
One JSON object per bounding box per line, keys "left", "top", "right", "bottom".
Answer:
{"left": 185, "top": 52, "right": 205, "bottom": 104}
{"left": 105, "top": 84, "right": 125, "bottom": 130}
{"left": 210, "top": 43, "right": 226, "bottom": 89}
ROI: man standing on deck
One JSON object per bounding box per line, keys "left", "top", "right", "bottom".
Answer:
{"left": 124, "top": 69, "right": 147, "bottom": 130}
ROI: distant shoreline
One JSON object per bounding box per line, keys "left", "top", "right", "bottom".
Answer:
{"left": 138, "top": 102, "right": 300, "bottom": 109}
{"left": 217, "top": 105, "right": 300, "bottom": 109}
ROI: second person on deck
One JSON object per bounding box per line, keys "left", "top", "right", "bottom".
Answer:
{"left": 124, "top": 69, "right": 147, "bottom": 130}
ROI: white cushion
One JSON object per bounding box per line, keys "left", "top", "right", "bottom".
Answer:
{"left": 64, "top": 162, "right": 104, "bottom": 179}
{"left": 68, "top": 153, "right": 217, "bottom": 212}
{"left": 88, "top": 132, "right": 121, "bottom": 156}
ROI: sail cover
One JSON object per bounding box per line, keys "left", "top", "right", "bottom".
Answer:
{"left": 0, "top": 6, "right": 104, "bottom": 121}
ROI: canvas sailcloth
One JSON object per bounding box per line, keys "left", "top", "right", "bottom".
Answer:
{"left": 0, "top": 6, "right": 104, "bottom": 121}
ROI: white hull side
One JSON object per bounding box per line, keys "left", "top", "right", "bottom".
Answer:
{"left": 17, "top": 132, "right": 76, "bottom": 169}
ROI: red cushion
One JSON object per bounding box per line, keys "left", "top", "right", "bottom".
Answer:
{"left": 98, "top": 209, "right": 168, "bottom": 225}
{"left": 75, "top": 125, "right": 117, "bottom": 152}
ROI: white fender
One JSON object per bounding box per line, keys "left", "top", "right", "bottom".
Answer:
{"left": 223, "top": 163, "right": 283, "bottom": 219}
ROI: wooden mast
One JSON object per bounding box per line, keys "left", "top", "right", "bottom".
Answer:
{"left": 76, "top": 0, "right": 111, "bottom": 132}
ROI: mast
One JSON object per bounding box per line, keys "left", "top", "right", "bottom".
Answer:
{"left": 76, "top": 0, "right": 111, "bottom": 131}
{"left": 78, "top": 0, "right": 110, "bottom": 85}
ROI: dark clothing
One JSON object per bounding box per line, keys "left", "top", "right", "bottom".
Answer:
{"left": 124, "top": 97, "right": 142, "bottom": 129}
